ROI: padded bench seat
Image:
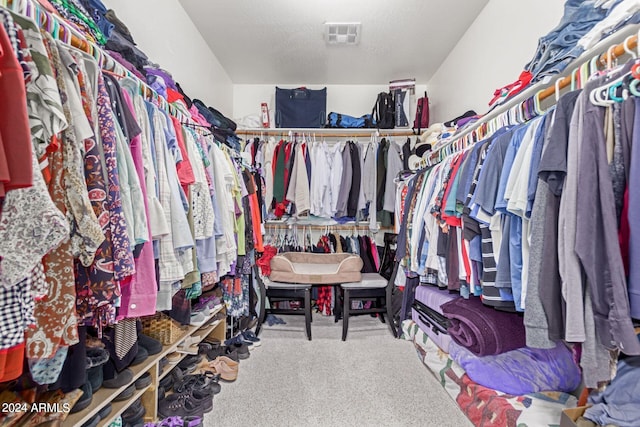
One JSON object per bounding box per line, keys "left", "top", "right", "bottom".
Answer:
{"left": 341, "top": 273, "right": 387, "bottom": 289}
{"left": 269, "top": 252, "right": 363, "bottom": 284}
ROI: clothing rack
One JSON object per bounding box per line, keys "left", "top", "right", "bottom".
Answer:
{"left": 1, "top": 0, "right": 195, "bottom": 126}
{"left": 264, "top": 221, "right": 386, "bottom": 231}
{"left": 236, "top": 128, "right": 416, "bottom": 138}
{"left": 426, "top": 24, "right": 640, "bottom": 165}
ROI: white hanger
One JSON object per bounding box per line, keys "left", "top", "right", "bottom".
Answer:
{"left": 623, "top": 35, "right": 637, "bottom": 59}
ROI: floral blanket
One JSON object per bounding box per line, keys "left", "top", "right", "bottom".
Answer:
{"left": 402, "top": 320, "right": 577, "bottom": 427}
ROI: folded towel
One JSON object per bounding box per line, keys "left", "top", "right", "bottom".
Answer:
{"left": 441, "top": 296, "right": 526, "bottom": 356}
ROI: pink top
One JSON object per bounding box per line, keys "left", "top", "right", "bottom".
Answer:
{"left": 118, "top": 90, "right": 158, "bottom": 318}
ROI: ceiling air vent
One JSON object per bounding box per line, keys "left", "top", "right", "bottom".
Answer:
{"left": 324, "top": 22, "right": 361, "bottom": 45}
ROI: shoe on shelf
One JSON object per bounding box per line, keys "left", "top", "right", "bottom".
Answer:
{"left": 131, "top": 345, "right": 149, "bottom": 366}
{"left": 114, "top": 383, "right": 136, "bottom": 402}
{"left": 138, "top": 333, "right": 163, "bottom": 355}
{"left": 174, "top": 372, "right": 221, "bottom": 396}
{"left": 157, "top": 394, "right": 205, "bottom": 419}
{"left": 159, "top": 357, "right": 169, "bottom": 375}
{"left": 177, "top": 337, "right": 199, "bottom": 355}
{"left": 197, "top": 342, "right": 212, "bottom": 356}
{"left": 122, "top": 399, "right": 145, "bottom": 424}
{"left": 189, "top": 312, "right": 207, "bottom": 327}
{"left": 103, "top": 368, "right": 134, "bottom": 389}
{"left": 179, "top": 355, "right": 202, "bottom": 370}
{"left": 80, "top": 414, "right": 100, "bottom": 427}
{"left": 241, "top": 330, "right": 262, "bottom": 347}
{"left": 167, "top": 352, "right": 182, "bottom": 365}
{"left": 71, "top": 381, "right": 93, "bottom": 414}
{"left": 86, "top": 347, "right": 110, "bottom": 369}
{"left": 87, "top": 365, "right": 104, "bottom": 393}
{"left": 135, "top": 372, "right": 152, "bottom": 390}
{"left": 159, "top": 374, "right": 173, "bottom": 392}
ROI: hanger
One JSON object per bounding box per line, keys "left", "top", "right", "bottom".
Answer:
{"left": 624, "top": 35, "right": 637, "bottom": 60}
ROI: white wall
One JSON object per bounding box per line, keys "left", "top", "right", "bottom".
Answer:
{"left": 103, "top": 0, "right": 233, "bottom": 116}
{"left": 233, "top": 84, "right": 428, "bottom": 126}
{"left": 427, "top": 0, "right": 566, "bottom": 123}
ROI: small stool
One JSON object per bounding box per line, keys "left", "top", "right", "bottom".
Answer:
{"left": 340, "top": 273, "right": 392, "bottom": 341}
{"left": 257, "top": 279, "right": 313, "bottom": 340}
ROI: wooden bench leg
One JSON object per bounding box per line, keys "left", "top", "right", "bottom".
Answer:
{"left": 342, "top": 288, "right": 349, "bottom": 341}
{"left": 304, "top": 288, "right": 312, "bottom": 341}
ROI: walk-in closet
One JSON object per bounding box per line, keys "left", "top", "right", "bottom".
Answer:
{"left": 0, "top": 1, "right": 639, "bottom": 426}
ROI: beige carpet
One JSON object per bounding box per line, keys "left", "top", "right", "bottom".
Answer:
{"left": 204, "top": 313, "right": 473, "bottom": 427}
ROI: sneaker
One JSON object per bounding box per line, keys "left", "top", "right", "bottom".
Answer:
{"left": 241, "top": 330, "right": 262, "bottom": 347}
{"left": 225, "top": 335, "right": 254, "bottom": 353}
{"left": 157, "top": 394, "right": 205, "bottom": 419}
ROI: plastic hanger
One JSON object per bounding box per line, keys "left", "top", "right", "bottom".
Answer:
{"left": 624, "top": 35, "right": 637, "bottom": 59}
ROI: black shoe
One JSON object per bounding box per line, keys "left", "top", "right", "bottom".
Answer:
{"left": 114, "top": 383, "right": 136, "bottom": 402}
{"left": 130, "top": 345, "right": 149, "bottom": 367}
{"left": 158, "top": 393, "right": 205, "bottom": 419}
{"left": 71, "top": 381, "right": 93, "bottom": 414}
{"left": 229, "top": 343, "right": 250, "bottom": 360}
{"left": 122, "top": 399, "right": 145, "bottom": 424}
{"left": 138, "top": 333, "right": 163, "bottom": 355}
{"left": 103, "top": 368, "right": 134, "bottom": 389}
{"left": 86, "top": 348, "right": 110, "bottom": 369}
{"left": 174, "top": 373, "right": 221, "bottom": 396}
{"left": 178, "top": 355, "right": 202, "bottom": 370}
{"left": 134, "top": 372, "right": 152, "bottom": 390}
{"left": 98, "top": 403, "right": 112, "bottom": 420}
{"left": 159, "top": 357, "right": 169, "bottom": 375}
{"left": 222, "top": 346, "right": 240, "bottom": 362}
{"left": 159, "top": 373, "right": 173, "bottom": 391}
{"left": 80, "top": 414, "right": 100, "bottom": 427}
{"left": 87, "top": 365, "right": 103, "bottom": 393}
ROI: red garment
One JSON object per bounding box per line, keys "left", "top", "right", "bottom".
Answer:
{"left": 248, "top": 175, "right": 264, "bottom": 252}
{"left": 170, "top": 117, "right": 195, "bottom": 194}
{"left": 257, "top": 245, "right": 277, "bottom": 276}
{"left": 0, "top": 343, "right": 25, "bottom": 383}
{"left": 441, "top": 153, "right": 464, "bottom": 227}
{"left": 620, "top": 187, "right": 630, "bottom": 275}
{"left": 0, "top": 24, "right": 33, "bottom": 197}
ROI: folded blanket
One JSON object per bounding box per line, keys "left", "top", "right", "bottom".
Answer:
{"left": 449, "top": 341, "right": 581, "bottom": 395}
{"left": 440, "top": 296, "right": 526, "bottom": 356}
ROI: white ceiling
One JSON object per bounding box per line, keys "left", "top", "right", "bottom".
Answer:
{"left": 178, "top": 0, "right": 489, "bottom": 85}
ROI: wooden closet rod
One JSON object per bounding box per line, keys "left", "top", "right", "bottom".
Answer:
{"left": 236, "top": 129, "right": 415, "bottom": 138}
{"left": 538, "top": 34, "right": 638, "bottom": 102}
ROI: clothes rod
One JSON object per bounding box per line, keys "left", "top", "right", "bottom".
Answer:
{"left": 538, "top": 34, "right": 638, "bottom": 102}
{"left": 425, "top": 24, "right": 640, "bottom": 162}
{"left": 236, "top": 128, "right": 415, "bottom": 138}
{"left": 264, "top": 222, "right": 389, "bottom": 230}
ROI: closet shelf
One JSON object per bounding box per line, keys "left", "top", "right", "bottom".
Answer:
{"left": 62, "top": 305, "right": 226, "bottom": 427}
{"left": 236, "top": 127, "right": 415, "bottom": 137}
{"left": 157, "top": 319, "right": 223, "bottom": 381}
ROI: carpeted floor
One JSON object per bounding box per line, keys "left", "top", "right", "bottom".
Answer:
{"left": 204, "top": 313, "right": 473, "bottom": 427}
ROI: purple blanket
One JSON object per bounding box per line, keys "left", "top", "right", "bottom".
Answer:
{"left": 449, "top": 341, "right": 581, "bottom": 395}
{"left": 440, "top": 296, "right": 526, "bottom": 356}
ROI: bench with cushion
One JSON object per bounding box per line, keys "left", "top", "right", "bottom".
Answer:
{"left": 257, "top": 253, "right": 363, "bottom": 340}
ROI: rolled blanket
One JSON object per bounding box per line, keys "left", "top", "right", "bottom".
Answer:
{"left": 440, "top": 296, "right": 526, "bottom": 356}
{"left": 449, "top": 341, "right": 581, "bottom": 395}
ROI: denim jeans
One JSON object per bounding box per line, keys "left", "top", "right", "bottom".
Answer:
{"left": 526, "top": 0, "right": 608, "bottom": 81}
